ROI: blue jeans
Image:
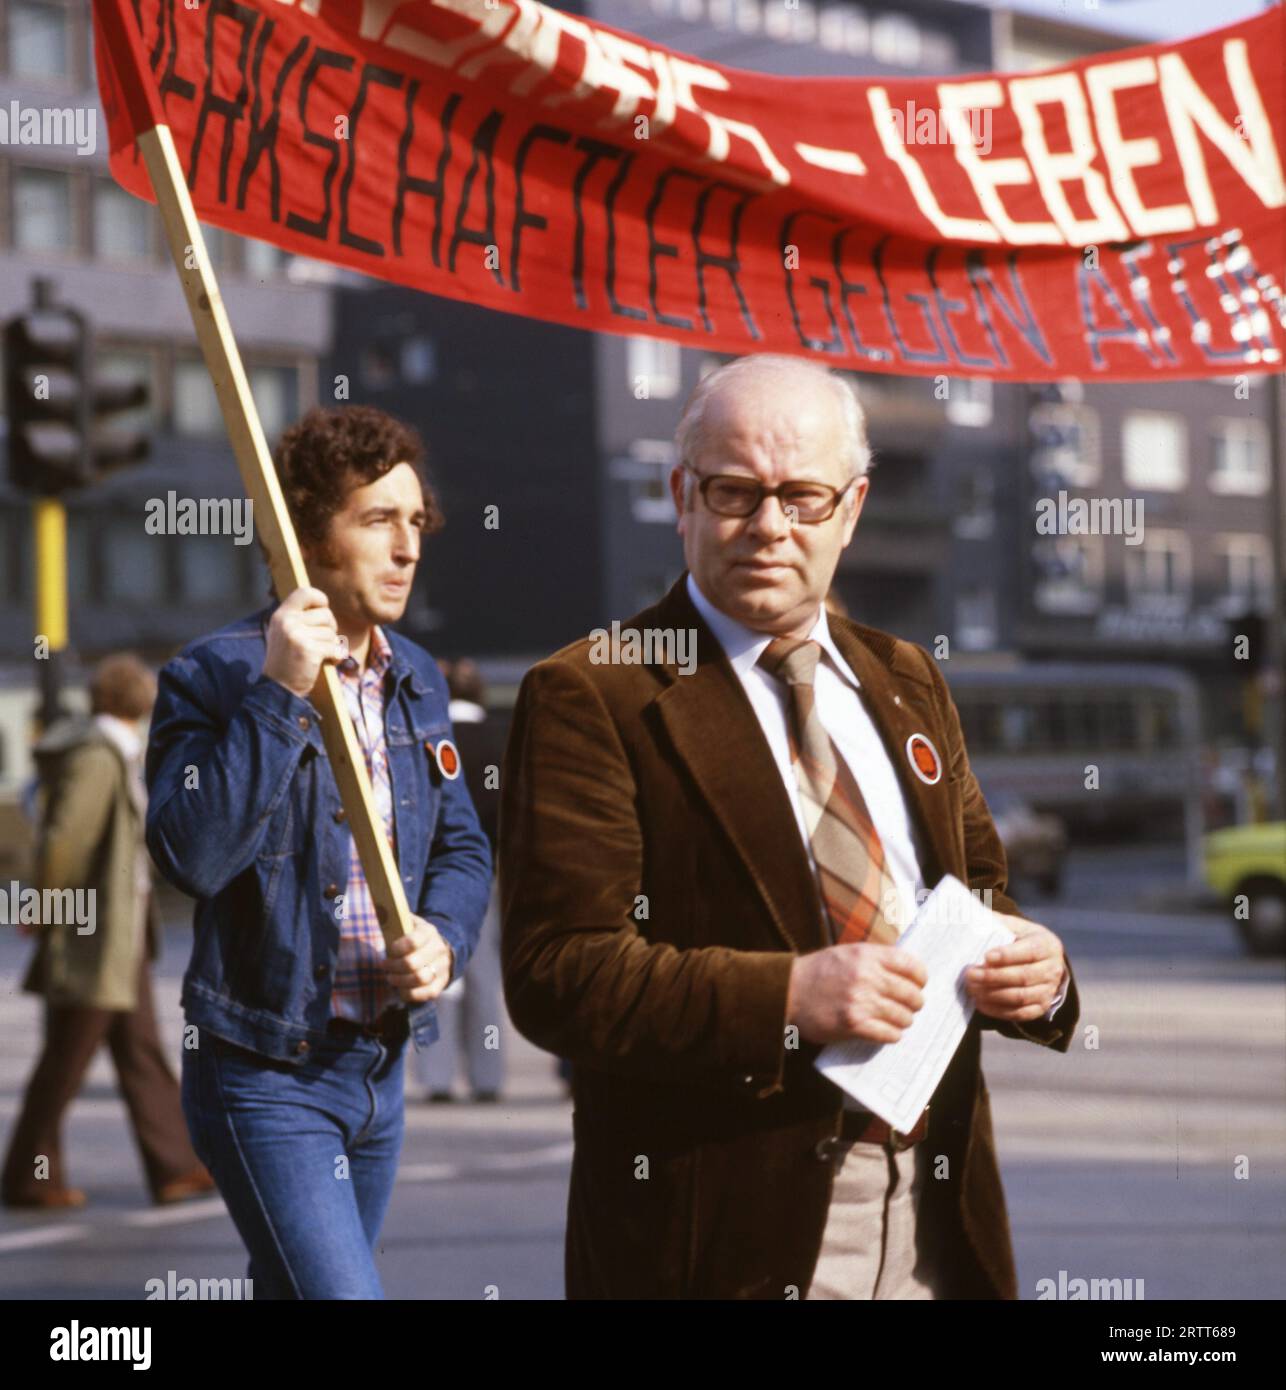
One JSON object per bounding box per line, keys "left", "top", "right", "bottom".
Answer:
{"left": 181, "top": 1029, "right": 405, "bottom": 1299}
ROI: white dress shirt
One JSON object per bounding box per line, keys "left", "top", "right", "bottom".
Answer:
{"left": 685, "top": 574, "right": 1068, "bottom": 1039}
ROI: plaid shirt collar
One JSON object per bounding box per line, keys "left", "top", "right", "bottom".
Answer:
{"left": 338, "top": 624, "right": 393, "bottom": 688}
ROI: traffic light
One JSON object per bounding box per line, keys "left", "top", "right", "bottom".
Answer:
{"left": 4, "top": 279, "right": 150, "bottom": 496}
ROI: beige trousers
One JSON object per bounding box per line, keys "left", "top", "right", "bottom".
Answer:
{"left": 807, "top": 1138, "right": 948, "bottom": 1300}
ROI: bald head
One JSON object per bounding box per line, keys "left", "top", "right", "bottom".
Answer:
{"left": 668, "top": 353, "right": 872, "bottom": 640}
{"left": 675, "top": 355, "right": 870, "bottom": 490}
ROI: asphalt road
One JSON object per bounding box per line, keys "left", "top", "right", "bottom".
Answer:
{"left": 0, "top": 845, "right": 1281, "bottom": 1301}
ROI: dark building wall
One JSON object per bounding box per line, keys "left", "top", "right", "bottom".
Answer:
{"left": 326, "top": 286, "right": 601, "bottom": 661}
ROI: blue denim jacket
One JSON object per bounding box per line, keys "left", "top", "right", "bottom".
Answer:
{"left": 144, "top": 605, "right": 492, "bottom": 1063}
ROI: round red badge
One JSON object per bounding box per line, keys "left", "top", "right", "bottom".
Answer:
{"left": 905, "top": 732, "right": 942, "bottom": 786}
{"left": 425, "top": 738, "right": 461, "bottom": 780}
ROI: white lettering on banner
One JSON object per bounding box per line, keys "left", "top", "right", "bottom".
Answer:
{"left": 284, "top": 5, "right": 1286, "bottom": 244}
{"left": 1158, "top": 39, "right": 1285, "bottom": 225}
{"left": 1009, "top": 71, "right": 1132, "bottom": 245}
{"left": 869, "top": 84, "right": 1000, "bottom": 242}
{"left": 794, "top": 143, "right": 867, "bottom": 176}
{"left": 939, "top": 80, "right": 1060, "bottom": 244}
{"left": 356, "top": 0, "right": 510, "bottom": 69}
{"left": 357, "top": 0, "right": 789, "bottom": 185}
{"left": 666, "top": 54, "right": 791, "bottom": 186}
{"left": 1085, "top": 58, "right": 1197, "bottom": 237}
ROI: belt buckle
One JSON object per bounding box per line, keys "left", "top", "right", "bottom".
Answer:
{"left": 888, "top": 1104, "right": 929, "bottom": 1152}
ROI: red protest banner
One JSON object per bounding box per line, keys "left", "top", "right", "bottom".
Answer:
{"left": 95, "top": 0, "right": 1285, "bottom": 381}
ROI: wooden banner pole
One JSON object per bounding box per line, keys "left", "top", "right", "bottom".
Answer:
{"left": 97, "top": 1, "right": 412, "bottom": 946}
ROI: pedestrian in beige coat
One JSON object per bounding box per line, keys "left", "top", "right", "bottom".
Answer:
{"left": 2, "top": 654, "right": 213, "bottom": 1209}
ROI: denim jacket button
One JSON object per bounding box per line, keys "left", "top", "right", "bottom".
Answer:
{"left": 324, "top": 883, "right": 339, "bottom": 898}
{"left": 295, "top": 1040, "right": 310, "bottom": 1055}
{"left": 332, "top": 809, "right": 346, "bottom": 824}
{"left": 314, "top": 965, "right": 328, "bottom": 979}
{"left": 297, "top": 715, "right": 310, "bottom": 730}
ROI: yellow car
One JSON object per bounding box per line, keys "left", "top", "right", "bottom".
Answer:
{"left": 1203, "top": 822, "right": 1286, "bottom": 956}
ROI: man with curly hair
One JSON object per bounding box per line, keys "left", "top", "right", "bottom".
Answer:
{"left": 144, "top": 405, "right": 491, "bottom": 1298}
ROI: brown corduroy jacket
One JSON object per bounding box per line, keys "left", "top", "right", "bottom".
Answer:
{"left": 499, "top": 573, "right": 1079, "bottom": 1299}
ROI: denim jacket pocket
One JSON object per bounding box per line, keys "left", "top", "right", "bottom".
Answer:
{"left": 256, "top": 850, "right": 295, "bottom": 923}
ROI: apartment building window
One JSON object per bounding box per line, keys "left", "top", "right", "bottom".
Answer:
{"left": 697, "top": 0, "right": 748, "bottom": 32}
{"left": 242, "top": 237, "right": 289, "bottom": 280}
{"left": 871, "top": 13, "right": 922, "bottom": 67}
{"left": 627, "top": 336, "right": 681, "bottom": 400}
{"left": 1030, "top": 403, "right": 1100, "bottom": 486}
{"left": 945, "top": 377, "right": 992, "bottom": 428}
{"left": 1032, "top": 535, "right": 1104, "bottom": 614}
{"left": 1122, "top": 411, "right": 1187, "bottom": 491}
{"left": 8, "top": 0, "right": 69, "bottom": 79}
{"left": 953, "top": 467, "right": 994, "bottom": 540}
{"left": 173, "top": 358, "right": 297, "bottom": 438}
{"left": 97, "top": 345, "right": 159, "bottom": 434}
{"left": 94, "top": 177, "right": 152, "bottom": 264}
{"left": 1210, "top": 418, "right": 1270, "bottom": 496}
{"left": 955, "top": 588, "right": 997, "bottom": 651}
{"left": 815, "top": 4, "right": 868, "bottom": 54}
{"left": 400, "top": 336, "right": 436, "bottom": 384}
{"left": 173, "top": 359, "right": 223, "bottom": 437}
{"left": 706, "top": 0, "right": 733, "bottom": 31}
{"left": 197, "top": 221, "right": 230, "bottom": 270}
{"left": 179, "top": 534, "right": 248, "bottom": 604}
{"left": 765, "top": 0, "right": 819, "bottom": 43}
{"left": 250, "top": 364, "right": 298, "bottom": 441}
{"left": 103, "top": 515, "right": 165, "bottom": 603}
{"left": 1125, "top": 529, "right": 1191, "bottom": 609}
{"left": 360, "top": 343, "right": 396, "bottom": 389}
{"left": 621, "top": 438, "right": 678, "bottom": 523}
{"left": 12, "top": 164, "right": 74, "bottom": 252}
{"left": 1215, "top": 534, "right": 1272, "bottom": 615}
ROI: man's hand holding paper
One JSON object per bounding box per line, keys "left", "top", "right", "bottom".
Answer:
{"left": 965, "top": 916, "right": 1067, "bottom": 1023}
{"left": 814, "top": 876, "right": 1055, "bottom": 1134}
{"left": 786, "top": 942, "right": 929, "bottom": 1046}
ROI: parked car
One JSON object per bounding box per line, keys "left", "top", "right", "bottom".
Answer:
{"left": 989, "top": 792, "right": 1068, "bottom": 897}
{"left": 1203, "top": 822, "right": 1286, "bottom": 957}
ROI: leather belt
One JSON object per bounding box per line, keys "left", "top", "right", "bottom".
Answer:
{"left": 838, "top": 1104, "right": 929, "bottom": 1152}
{"left": 326, "top": 1008, "right": 408, "bottom": 1044}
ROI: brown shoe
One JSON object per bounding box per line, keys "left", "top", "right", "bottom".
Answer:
{"left": 2, "top": 1186, "right": 87, "bottom": 1210}
{"left": 153, "top": 1170, "right": 217, "bottom": 1205}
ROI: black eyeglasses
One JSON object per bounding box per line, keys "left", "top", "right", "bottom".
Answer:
{"left": 684, "top": 467, "right": 855, "bottom": 522}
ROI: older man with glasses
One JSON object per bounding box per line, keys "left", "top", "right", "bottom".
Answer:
{"left": 499, "top": 352, "right": 1078, "bottom": 1301}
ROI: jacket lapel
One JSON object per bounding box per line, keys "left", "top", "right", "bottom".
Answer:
{"left": 649, "top": 576, "right": 828, "bottom": 956}
{"left": 826, "top": 620, "right": 960, "bottom": 887}
{"left": 644, "top": 575, "right": 962, "bottom": 951}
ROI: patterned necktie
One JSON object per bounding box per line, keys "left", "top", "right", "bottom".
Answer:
{"left": 758, "top": 637, "right": 899, "bottom": 946}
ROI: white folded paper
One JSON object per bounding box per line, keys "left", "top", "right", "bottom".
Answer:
{"left": 815, "top": 874, "right": 1017, "bottom": 1133}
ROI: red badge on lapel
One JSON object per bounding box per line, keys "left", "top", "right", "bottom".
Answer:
{"left": 425, "top": 738, "right": 461, "bottom": 780}
{"left": 905, "top": 733, "right": 942, "bottom": 786}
